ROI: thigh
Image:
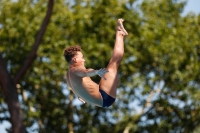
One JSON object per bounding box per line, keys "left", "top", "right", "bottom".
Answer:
{"left": 99, "top": 63, "right": 119, "bottom": 98}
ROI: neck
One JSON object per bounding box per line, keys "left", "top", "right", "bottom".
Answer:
{"left": 69, "top": 63, "right": 75, "bottom": 69}
{"left": 69, "top": 62, "right": 83, "bottom": 69}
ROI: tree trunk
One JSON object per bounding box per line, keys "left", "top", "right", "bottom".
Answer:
{"left": 0, "top": 55, "right": 26, "bottom": 133}
{"left": 0, "top": 0, "right": 54, "bottom": 132}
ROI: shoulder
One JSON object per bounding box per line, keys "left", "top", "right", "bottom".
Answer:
{"left": 71, "top": 66, "right": 86, "bottom": 72}
{"left": 69, "top": 66, "right": 86, "bottom": 76}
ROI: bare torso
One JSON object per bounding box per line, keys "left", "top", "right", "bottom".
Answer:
{"left": 66, "top": 67, "right": 103, "bottom": 107}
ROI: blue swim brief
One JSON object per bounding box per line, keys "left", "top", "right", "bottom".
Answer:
{"left": 99, "top": 89, "right": 115, "bottom": 108}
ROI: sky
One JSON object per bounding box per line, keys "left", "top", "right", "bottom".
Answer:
{"left": 0, "top": 0, "right": 200, "bottom": 133}
{"left": 182, "top": 0, "right": 200, "bottom": 16}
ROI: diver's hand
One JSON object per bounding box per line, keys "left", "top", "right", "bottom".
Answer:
{"left": 97, "top": 68, "right": 109, "bottom": 80}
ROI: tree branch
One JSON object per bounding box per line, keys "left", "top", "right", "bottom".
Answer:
{"left": 122, "top": 83, "right": 162, "bottom": 133}
{"left": 138, "top": 88, "right": 160, "bottom": 115}
{"left": 14, "top": 0, "right": 54, "bottom": 84}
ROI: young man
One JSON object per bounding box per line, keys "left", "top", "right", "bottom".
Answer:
{"left": 64, "top": 19, "right": 128, "bottom": 108}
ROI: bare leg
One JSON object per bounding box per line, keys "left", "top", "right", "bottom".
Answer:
{"left": 99, "top": 18, "right": 128, "bottom": 98}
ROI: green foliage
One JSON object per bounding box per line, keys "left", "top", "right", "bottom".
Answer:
{"left": 1, "top": 0, "right": 200, "bottom": 132}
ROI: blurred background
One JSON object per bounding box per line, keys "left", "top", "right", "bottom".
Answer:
{"left": 0, "top": 0, "right": 200, "bottom": 133}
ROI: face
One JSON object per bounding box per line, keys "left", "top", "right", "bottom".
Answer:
{"left": 72, "top": 51, "right": 85, "bottom": 66}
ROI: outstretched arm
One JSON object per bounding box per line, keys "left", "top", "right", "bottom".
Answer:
{"left": 74, "top": 68, "right": 108, "bottom": 79}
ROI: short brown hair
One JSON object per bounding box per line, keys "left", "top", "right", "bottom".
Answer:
{"left": 64, "top": 45, "right": 82, "bottom": 63}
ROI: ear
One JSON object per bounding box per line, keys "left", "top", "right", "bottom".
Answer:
{"left": 72, "top": 57, "right": 77, "bottom": 63}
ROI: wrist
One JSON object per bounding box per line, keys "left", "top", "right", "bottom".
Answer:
{"left": 96, "top": 70, "right": 99, "bottom": 75}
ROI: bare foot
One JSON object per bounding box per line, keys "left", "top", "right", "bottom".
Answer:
{"left": 116, "top": 18, "right": 128, "bottom": 36}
